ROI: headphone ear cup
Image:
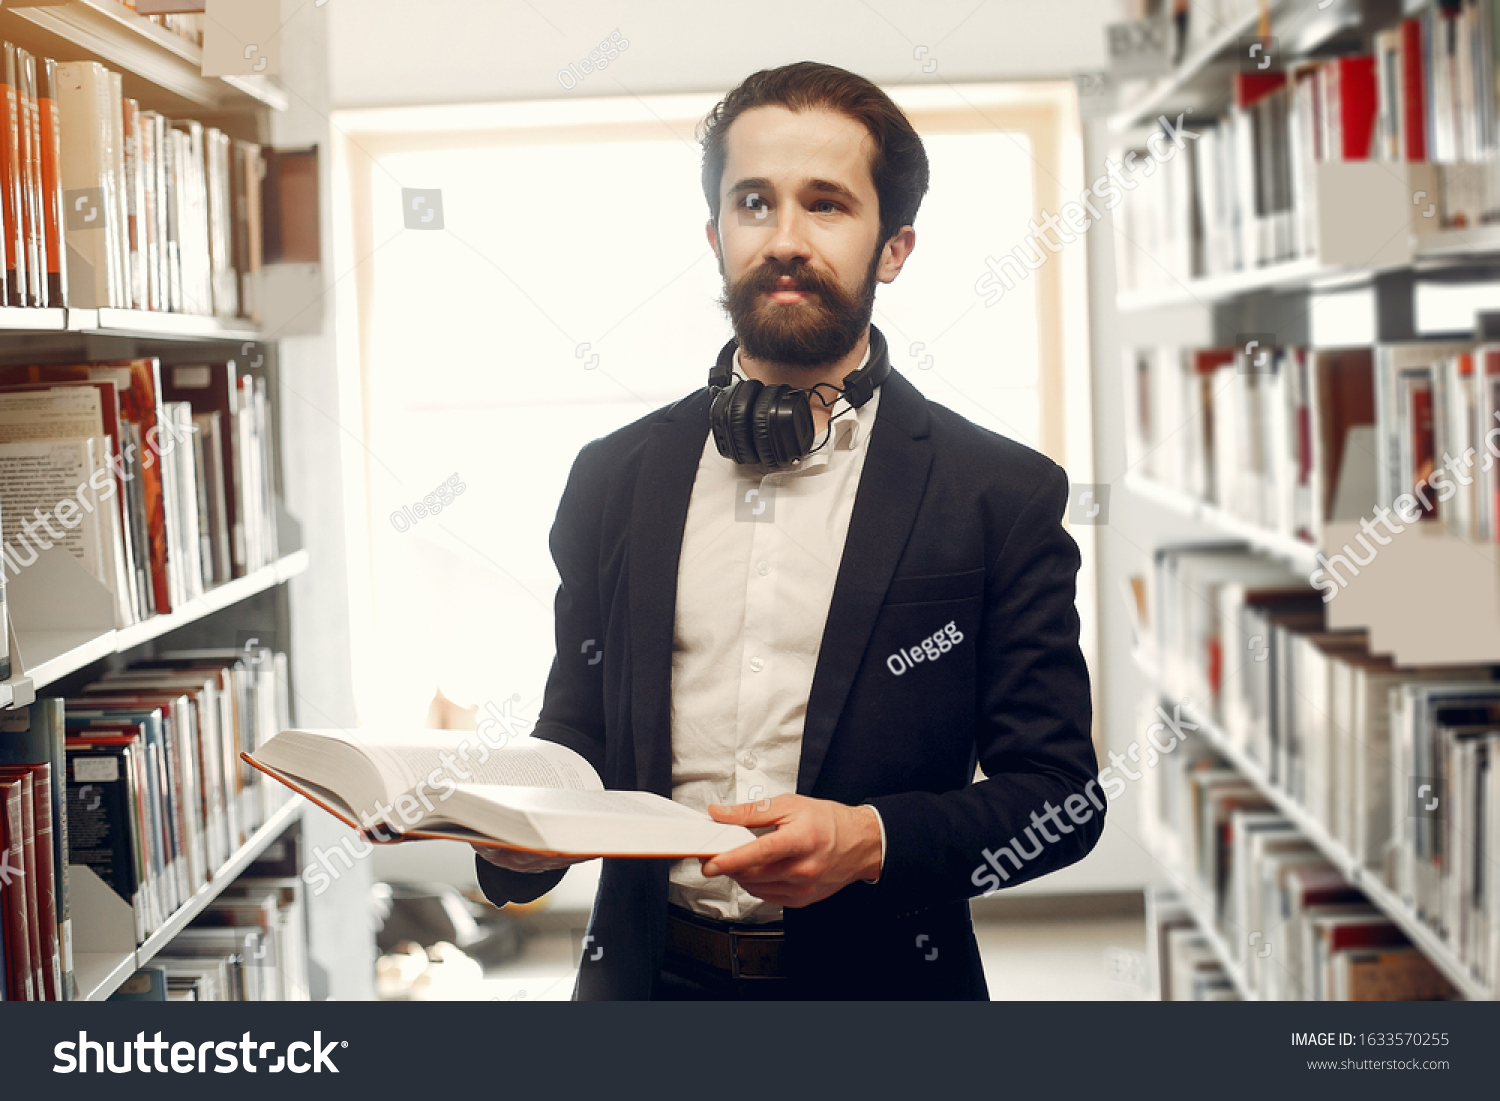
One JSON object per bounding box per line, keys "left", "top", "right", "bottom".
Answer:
{"left": 750, "top": 385, "right": 785, "bottom": 468}
{"left": 782, "top": 394, "right": 815, "bottom": 466}
{"left": 756, "top": 386, "right": 814, "bottom": 469}
{"left": 725, "top": 378, "right": 764, "bottom": 465}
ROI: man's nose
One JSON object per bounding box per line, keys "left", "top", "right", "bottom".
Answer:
{"left": 763, "top": 204, "right": 812, "bottom": 265}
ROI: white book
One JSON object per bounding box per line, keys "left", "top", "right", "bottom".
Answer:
{"left": 107, "top": 72, "right": 128, "bottom": 308}
{"left": 249, "top": 730, "right": 757, "bottom": 858}
{"left": 54, "top": 61, "right": 118, "bottom": 309}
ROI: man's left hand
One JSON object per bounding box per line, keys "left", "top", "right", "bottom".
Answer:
{"left": 699, "top": 795, "right": 882, "bottom": 907}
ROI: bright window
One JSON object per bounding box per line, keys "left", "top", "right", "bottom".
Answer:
{"left": 336, "top": 87, "right": 1085, "bottom": 729}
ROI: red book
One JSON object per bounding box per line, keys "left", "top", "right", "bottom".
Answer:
{"left": 1409, "top": 378, "right": 1437, "bottom": 519}
{"left": 1400, "top": 18, "right": 1428, "bottom": 161}
{"left": 0, "top": 765, "right": 59, "bottom": 998}
{"left": 0, "top": 774, "right": 34, "bottom": 999}
{"left": 0, "top": 769, "right": 43, "bottom": 999}
{"left": 1324, "top": 55, "right": 1378, "bottom": 160}
{"left": 1234, "top": 70, "right": 1287, "bottom": 110}
{"left": 26, "top": 764, "right": 60, "bottom": 1000}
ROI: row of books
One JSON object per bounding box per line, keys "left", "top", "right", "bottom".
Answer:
{"left": 1148, "top": 545, "right": 1500, "bottom": 993}
{"left": 1124, "top": 338, "right": 1500, "bottom": 546}
{"left": 111, "top": 878, "right": 310, "bottom": 1002}
{"left": 0, "top": 42, "right": 265, "bottom": 318}
{"left": 1152, "top": 813, "right": 1459, "bottom": 1002}
{"left": 1116, "top": 2, "right": 1500, "bottom": 290}
{"left": 0, "top": 644, "right": 291, "bottom": 1001}
{"left": 1389, "top": 682, "right": 1500, "bottom": 981}
{"left": 0, "top": 357, "right": 281, "bottom": 632}
{"left": 124, "top": 5, "right": 206, "bottom": 50}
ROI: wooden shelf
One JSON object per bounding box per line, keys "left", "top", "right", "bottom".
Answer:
{"left": 5, "top": 0, "right": 287, "bottom": 114}
{"left": 79, "top": 798, "right": 304, "bottom": 1001}
{"left": 4, "top": 548, "right": 309, "bottom": 699}
{"left": 1122, "top": 473, "right": 1321, "bottom": 573}
{"left": 1133, "top": 651, "right": 1494, "bottom": 1000}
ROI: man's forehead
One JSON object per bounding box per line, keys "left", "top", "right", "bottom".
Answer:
{"left": 720, "top": 105, "right": 875, "bottom": 191}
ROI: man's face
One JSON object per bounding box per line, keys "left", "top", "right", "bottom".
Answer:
{"left": 710, "top": 106, "right": 903, "bottom": 369}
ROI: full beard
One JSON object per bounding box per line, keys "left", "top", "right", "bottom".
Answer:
{"left": 719, "top": 247, "right": 881, "bottom": 369}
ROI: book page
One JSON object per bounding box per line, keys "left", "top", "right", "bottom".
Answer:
{"left": 337, "top": 731, "right": 601, "bottom": 801}
{"left": 0, "top": 386, "right": 105, "bottom": 441}
{"left": 431, "top": 786, "right": 757, "bottom": 857}
{"left": 0, "top": 437, "right": 107, "bottom": 584}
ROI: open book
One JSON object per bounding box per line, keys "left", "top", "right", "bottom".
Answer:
{"left": 245, "top": 730, "right": 757, "bottom": 858}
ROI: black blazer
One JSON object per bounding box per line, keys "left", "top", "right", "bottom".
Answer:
{"left": 475, "top": 329, "right": 1103, "bottom": 999}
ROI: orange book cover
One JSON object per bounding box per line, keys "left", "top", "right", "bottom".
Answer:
{"left": 16, "top": 49, "right": 41, "bottom": 307}
{"left": 0, "top": 44, "right": 21, "bottom": 306}
{"left": 38, "top": 56, "right": 64, "bottom": 308}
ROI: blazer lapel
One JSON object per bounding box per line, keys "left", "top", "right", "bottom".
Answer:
{"left": 797, "top": 367, "right": 933, "bottom": 793}
{"left": 627, "top": 390, "right": 711, "bottom": 796}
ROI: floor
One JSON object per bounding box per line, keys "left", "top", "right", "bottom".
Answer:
{"left": 399, "top": 911, "right": 1151, "bottom": 1001}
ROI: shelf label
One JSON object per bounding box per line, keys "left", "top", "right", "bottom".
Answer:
{"left": 74, "top": 756, "right": 119, "bottom": 783}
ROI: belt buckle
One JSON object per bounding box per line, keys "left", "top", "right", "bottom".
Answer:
{"left": 726, "top": 924, "right": 782, "bottom": 981}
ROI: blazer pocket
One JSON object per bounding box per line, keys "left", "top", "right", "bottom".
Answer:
{"left": 883, "top": 567, "right": 985, "bottom": 606}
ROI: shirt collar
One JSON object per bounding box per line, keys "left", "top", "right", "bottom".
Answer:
{"left": 729, "top": 341, "right": 878, "bottom": 458}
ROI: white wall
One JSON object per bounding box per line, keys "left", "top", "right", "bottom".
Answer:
{"left": 328, "top": 0, "right": 1118, "bottom": 107}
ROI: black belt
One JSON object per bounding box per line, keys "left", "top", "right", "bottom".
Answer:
{"left": 664, "top": 904, "right": 788, "bottom": 980}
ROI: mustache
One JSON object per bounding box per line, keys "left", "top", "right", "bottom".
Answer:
{"left": 733, "top": 260, "right": 841, "bottom": 299}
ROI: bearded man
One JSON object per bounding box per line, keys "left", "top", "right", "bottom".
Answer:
{"left": 473, "top": 61, "right": 1103, "bottom": 1000}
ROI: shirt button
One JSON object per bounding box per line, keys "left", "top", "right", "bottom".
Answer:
{"left": 748, "top": 657, "right": 764, "bottom": 672}
{"left": 743, "top": 753, "right": 758, "bottom": 770}
{"left": 757, "top": 560, "right": 769, "bottom": 576}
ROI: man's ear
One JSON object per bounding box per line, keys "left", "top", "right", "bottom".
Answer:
{"left": 705, "top": 217, "right": 721, "bottom": 260}
{"left": 877, "top": 226, "right": 916, "bottom": 284}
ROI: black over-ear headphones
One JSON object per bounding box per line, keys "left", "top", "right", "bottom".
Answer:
{"left": 706, "top": 324, "right": 891, "bottom": 469}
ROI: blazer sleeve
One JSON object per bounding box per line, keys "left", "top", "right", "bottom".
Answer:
{"left": 474, "top": 439, "right": 609, "bottom": 909}
{"left": 864, "top": 461, "right": 1103, "bottom": 911}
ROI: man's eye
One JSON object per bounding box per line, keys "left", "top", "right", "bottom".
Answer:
{"left": 811, "top": 200, "right": 840, "bottom": 213}
{"left": 741, "top": 194, "right": 767, "bottom": 210}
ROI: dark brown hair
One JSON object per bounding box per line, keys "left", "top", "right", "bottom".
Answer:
{"left": 700, "top": 62, "right": 930, "bottom": 246}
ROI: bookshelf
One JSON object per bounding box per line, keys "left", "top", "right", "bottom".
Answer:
{"left": 0, "top": 1, "right": 340, "bottom": 1003}
{"left": 4, "top": 0, "right": 288, "bottom": 114}
{"left": 1133, "top": 649, "right": 1494, "bottom": 1000}
{"left": 7, "top": 548, "right": 308, "bottom": 694}
{"left": 73, "top": 798, "right": 304, "bottom": 1002}
{"left": 1123, "top": 472, "right": 1321, "bottom": 572}
{"left": 1108, "top": 0, "right": 1363, "bottom": 136}
{"left": 1108, "top": 0, "right": 1500, "bottom": 1001}
{"left": 1116, "top": 225, "right": 1500, "bottom": 312}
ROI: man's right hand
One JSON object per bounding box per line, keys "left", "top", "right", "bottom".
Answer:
{"left": 470, "top": 842, "right": 591, "bottom": 874}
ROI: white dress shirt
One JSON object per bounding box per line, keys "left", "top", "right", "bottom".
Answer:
{"left": 667, "top": 343, "right": 886, "bottom": 922}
